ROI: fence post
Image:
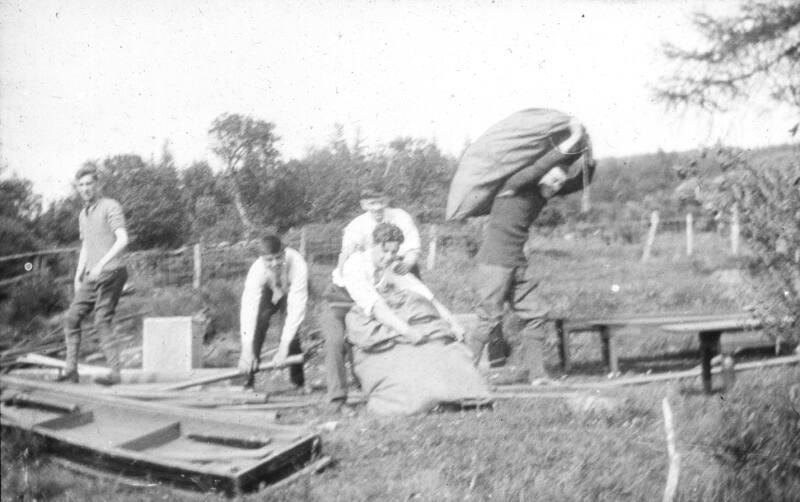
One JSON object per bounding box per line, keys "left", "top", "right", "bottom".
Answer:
{"left": 193, "top": 243, "right": 202, "bottom": 290}
{"left": 730, "top": 204, "right": 740, "bottom": 255}
{"left": 581, "top": 156, "right": 592, "bottom": 213}
{"left": 426, "top": 224, "right": 438, "bottom": 271}
{"left": 685, "top": 213, "right": 694, "bottom": 257}
{"left": 641, "top": 211, "right": 660, "bottom": 262}
{"left": 299, "top": 226, "right": 307, "bottom": 259}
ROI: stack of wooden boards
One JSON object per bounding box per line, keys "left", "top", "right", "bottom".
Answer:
{"left": 0, "top": 374, "right": 324, "bottom": 496}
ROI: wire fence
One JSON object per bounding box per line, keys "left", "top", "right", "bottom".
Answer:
{"left": 0, "top": 211, "right": 737, "bottom": 291}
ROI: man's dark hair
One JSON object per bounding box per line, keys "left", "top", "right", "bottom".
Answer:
{"left": 261, "top": 235, "right": 283, "bottom": 255}
{"left": 75, "top": 165, "right": 99, "bottom": 181}
{"left": 372, "top": 222, "right": 404, "bottom": 245}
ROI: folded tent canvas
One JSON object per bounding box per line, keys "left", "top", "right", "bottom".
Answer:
{"left": 446, "top": 108, "right": 574, "bottom": 220}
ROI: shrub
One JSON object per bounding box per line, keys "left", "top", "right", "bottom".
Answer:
{"left": 0, "top": 271, "right": 69, "bottom": 327}
{"left": 689, "top": 146, "right": 800, "bottom": 344}
{"left": 705, "top": 378, "right": 800, "bottom": 500}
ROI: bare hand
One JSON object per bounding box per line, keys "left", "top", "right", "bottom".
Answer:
{"left": 451, "top": 323, "right": 466, "bottom": 342}
{"left": 270, "top": 344, "right": 290, "bottom": 367}
{"left": 237, "top": 353, "right": 258, "bottom": 374}
{"left": 85, "top": 263, "right": 105, "bottom": 282}
{"left": 539, "top": 167, "right": 568, "bottom": 198}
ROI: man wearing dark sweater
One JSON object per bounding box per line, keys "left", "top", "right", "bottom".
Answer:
{"left": 470, "top": 117, "right": 595, "bottom": 383}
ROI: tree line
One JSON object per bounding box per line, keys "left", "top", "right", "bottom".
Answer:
{"left": 4, "top": 110, "right": 792, "bottom": 265}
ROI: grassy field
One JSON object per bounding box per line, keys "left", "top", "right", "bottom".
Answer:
{"left": 3, "top": 230, "right": 799, "bottom": 501}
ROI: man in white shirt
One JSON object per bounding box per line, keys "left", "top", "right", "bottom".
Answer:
{"left": 238, "top": 235, "right": 308, "bottom": 388}
{"left": 322, "top": 187, "right": 423, "bottom": 409}
{"left": 335, "top": 185, "right": 422, "bottom": 279}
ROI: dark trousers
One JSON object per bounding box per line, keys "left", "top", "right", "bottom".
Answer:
{"left": 63, "top": 267, "right": 127, "bottom": 375}
{"left": 321, "top": 264, "right": 419, "bottom": 402}
{"left": 251, "top": 288, "right": 304, "bottom": 387}
{"left": 471, "top": 263, "right": 550, "bottom": 377}
{"left": 321, "top": 283, "right": 353, "bottom": 402}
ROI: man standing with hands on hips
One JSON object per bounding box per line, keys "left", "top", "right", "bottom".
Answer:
{"left": 59, "top": 165, "right": 129, "bottom": 386}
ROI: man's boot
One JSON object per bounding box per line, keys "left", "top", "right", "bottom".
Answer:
{"left": 486, "top": 324, "right": 509, "bottom": 368}
{"left": 58, "top": 330, "right": 80, "bottom": 383}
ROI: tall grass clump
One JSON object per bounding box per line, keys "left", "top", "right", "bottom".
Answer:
{"left": 678, "top": 367, "right": 800, "bottom": 501}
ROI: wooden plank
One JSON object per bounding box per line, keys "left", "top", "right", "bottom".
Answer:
{"left": 36, "top": 411, "right": 95, "bottom": 430}
{"left": 0, "top": 375, "right": 309, "bottom": 432}
{"left": 1, "top": 393, "right": 80, "bottom": 414}
{"left": 566, "top": 312, "right": 750, "bottom": 331}
{"left": 1, "top": 375, "right": 323, "bottom": 494}
{"left": 661, "top": 318, "right": 762, "bottom": 333}
{"left": 564, "top": 355, "right": 799, "bottom": 389}
{"left": 17, "top": 353, "right": 110, "bottom": 374}
{"left": 187, "top": 433, "right": 272, "bottom": 449}
{"left": 118, "top": 422, "right": 182, "bottom": 451}
{"left": 160, "top": 354, "right": 304, "bottom": 391}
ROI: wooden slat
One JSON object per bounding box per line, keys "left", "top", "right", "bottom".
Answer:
{"left": 661, "top": 318, "right": 762, "bottom": 333}
{"left": 566, "top": 312, "right": 750, "bottom": 330}
{"left": 36, "top": 411, "right": 95, "bottom": 430}
{"left": 160, "top": 354, "right": 304, "bottom": 391}
{"left": 118, "top": 422, "right": 182, "bottom": 451}
{"left": 2, "top": 393, "right": 80, "bottom": 414}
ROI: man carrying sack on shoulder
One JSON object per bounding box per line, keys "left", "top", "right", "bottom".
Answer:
{"left": 446, "top": 108, "right": 596, "bottom": 384}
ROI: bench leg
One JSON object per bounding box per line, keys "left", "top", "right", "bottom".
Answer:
{"left": 721, "top": 352, "right": 736, "bottom": 391}
{"left": 699, "top": 331, "right": 721, "bottom": 393}
{"left": 556, "top": 320, "right": 571, "bottom": 372}
{"left": 600, "top": 327, "right": 618, "bottom": 375}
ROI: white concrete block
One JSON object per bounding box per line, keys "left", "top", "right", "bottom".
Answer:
{"left": 142, "top": 317, "right": 203, "bottom": 372}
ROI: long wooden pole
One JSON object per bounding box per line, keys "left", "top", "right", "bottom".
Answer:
{"left": 160, "top": 354, "right": 304, "bottom": 391}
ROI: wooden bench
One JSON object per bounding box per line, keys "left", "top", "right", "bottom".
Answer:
{"left": 659, "top": 318, "right": 778, "bottom": 393}
{"left": 554, "top": 313, "right": 753, "bottom": 375}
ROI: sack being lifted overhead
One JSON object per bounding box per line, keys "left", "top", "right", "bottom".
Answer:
{"left": 446, "top": 108, "right": 575, "bottom": 221}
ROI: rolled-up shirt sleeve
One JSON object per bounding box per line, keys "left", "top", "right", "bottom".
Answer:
{"left": 279, "top": 249, "right": 308, "bottom": 348}
{"left": 105, "top": 199, "right": 127, "bottom": 231}
{"left": 240, "top": 259, "right": 267, "bottom": 354}
{"left": 342, "top": 253, "right": 382, "bottom": 314}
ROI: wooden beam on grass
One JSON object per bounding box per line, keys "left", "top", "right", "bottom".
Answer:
{"left": 160, "top": 354, "right": 305, "bottom": 391}
{"left": 566, "top": 355, "right": 799, "bottom": 390}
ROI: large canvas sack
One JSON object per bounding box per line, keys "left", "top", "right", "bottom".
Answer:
{"left": 446, "top": 108, "right": 573, "bottom": 220}
{"left": 353, "top": 340, "right": 490, "bottom": 416}
{"left": 346, "top": 289, "right": 491, "bottom": 415}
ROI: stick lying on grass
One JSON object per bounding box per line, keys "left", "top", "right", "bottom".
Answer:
{"left": 160, "top": 354, "right": 305, "bottom": 391}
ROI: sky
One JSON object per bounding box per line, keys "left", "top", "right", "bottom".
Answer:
{"left": 1, "top": 0, "right": 796, "bottom": 202}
